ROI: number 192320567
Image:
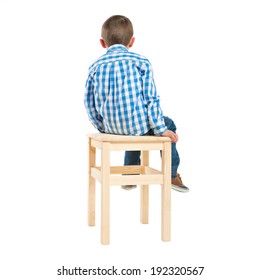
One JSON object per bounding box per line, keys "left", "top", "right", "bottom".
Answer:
{"left": 150, "top": 267, "right": 204, "bottom": 276}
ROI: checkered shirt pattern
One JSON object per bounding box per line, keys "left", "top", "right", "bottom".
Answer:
{"left": 84, "top": 44, "right": 167, "bottom": 135}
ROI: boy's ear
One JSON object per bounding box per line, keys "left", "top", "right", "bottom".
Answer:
{"left": 100, "top": 39, "right": 107, "bottom": 49}
{"left": 128, "top": 37, "right": 135, "bottom": 48}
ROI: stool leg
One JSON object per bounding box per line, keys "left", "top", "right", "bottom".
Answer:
{"left": 161, "top": 142, "right": 171, "bottom": 241}
{"left": 101, "top": 142, "right": 110, "bottom": 245}
{"left": 140, "top": 150, "right": 149, "bottom": 224}
{"left": 88, "top": 138, "right": 96, "bottom": 226}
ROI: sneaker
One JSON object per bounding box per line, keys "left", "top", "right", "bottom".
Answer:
{"left": 171, "top": 174, "right": 189, "bottom": 193}
{"left": 121, "top": 185, "right": 137, "bottom": 190}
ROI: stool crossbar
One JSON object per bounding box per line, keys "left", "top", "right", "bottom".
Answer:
{"left": 87, "top": 133, "right": 172, "bottom": 245}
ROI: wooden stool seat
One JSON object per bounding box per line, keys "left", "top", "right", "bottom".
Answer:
{"left": 87, "top": 133, "right": 172, "bottom": 245}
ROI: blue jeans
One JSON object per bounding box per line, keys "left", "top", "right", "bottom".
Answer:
{"left": 124, "top": 116, "right": 180, "bottom": 178}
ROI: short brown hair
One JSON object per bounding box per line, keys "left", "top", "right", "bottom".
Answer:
{"left": 101, "top": 15, "right": 134, "bottom": 47}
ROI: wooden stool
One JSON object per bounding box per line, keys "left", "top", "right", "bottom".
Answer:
{"left": 87, "top": 133, "right": 172, "bottom": 245}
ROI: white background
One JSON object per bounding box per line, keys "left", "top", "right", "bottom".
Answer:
{"left": 1, "top": 0, "right": 260, "bottom": 279}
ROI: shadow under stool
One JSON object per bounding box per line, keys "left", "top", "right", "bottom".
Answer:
{"left": 87, "top": 133, "right": 172, "bottom": 245}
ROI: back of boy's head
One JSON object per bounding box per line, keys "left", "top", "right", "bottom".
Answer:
{"left": 101, "top": 15, "right": 134, "bottom": 47}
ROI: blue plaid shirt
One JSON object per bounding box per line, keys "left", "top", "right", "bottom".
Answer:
{"left": 84, "top": 44, "right": 167, "bottom": 135}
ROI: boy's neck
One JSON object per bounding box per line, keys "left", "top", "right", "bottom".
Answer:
{"left": 100, "top": 37, "right": 135, "bottom": 50}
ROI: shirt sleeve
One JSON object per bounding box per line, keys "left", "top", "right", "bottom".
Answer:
{"left": 141, "top": 62, "right": 168, "bottom": 135}
{"left": 84, "top": 74, "right": 104, "bottom": 132}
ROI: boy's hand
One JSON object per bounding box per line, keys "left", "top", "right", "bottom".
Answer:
{"left": 161, "top": 130, "right": 179, "bottom": 143}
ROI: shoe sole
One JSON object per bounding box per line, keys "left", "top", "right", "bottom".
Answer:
{"left": 171, "top": 185, "right": 189, "bottom": 193}
{"left": 121, "top": 185, "right": 137, "bottom": 191}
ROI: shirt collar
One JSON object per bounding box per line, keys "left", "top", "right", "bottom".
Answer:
{"left": 106, "top": 44, "right": 128, "bottom": 53}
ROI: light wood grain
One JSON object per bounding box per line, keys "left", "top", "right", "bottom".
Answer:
{"left": 87, "top": 133, "right": 172, "bottom": 244}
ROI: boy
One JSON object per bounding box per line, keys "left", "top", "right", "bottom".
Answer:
{"left": 84, "top": 15, "right": 189, "bottom": 192}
